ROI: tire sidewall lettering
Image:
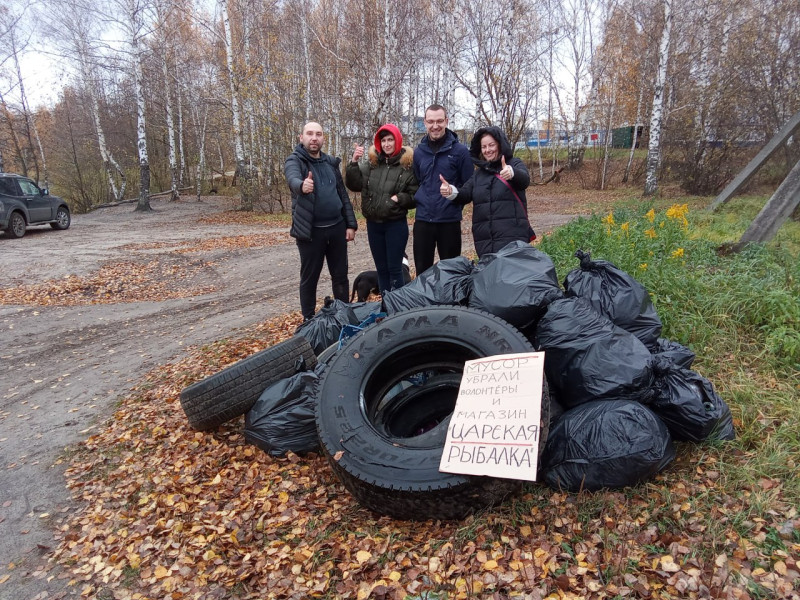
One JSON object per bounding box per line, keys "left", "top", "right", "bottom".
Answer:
{"left": 317, "top": 307, "right": 534, "bottom": 495}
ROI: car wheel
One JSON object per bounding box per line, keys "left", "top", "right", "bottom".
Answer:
{"left": 7, "top": 212, "right": 26, "bottom": 238}
{"left": 51, "top": 206, "right": 71, "bottom": 230}
{"left": 316, "top": 306, "right": 550, "bottom": 521}
{"left": 180, "top": 335, "right": 317, "bottom": 431}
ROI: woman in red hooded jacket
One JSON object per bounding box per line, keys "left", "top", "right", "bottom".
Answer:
{"left": 345, "top": 124, "right": 419, "bottom": 294}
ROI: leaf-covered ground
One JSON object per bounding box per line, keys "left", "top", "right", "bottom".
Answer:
{"left": 0, "top": 258, "right": 216, "bottom": 306}
{"left": 45, "top": 311, "right": 799, "bottom": 599}
{"left": 118, "top": 232, "right": 291, "bottom": 254}
{"left": 0, "top": 231, "right": 290, "bottom": 307}
{"left": 4, "top": 202, "right": 797, "bottom": 599}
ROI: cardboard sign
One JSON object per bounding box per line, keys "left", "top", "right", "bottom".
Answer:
{"left": 439, "top": 352, "right": 544, "bottom": 481}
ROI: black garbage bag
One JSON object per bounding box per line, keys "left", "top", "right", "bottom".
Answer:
{"left": 382, "top": 256, "right": 474, "bottom": 315}
{"left": 469, "top": 241, "right": 563, "bottom": 330}
{"left": 534, "top": 297, "right": 655, "bottom": 408}
{"left": 563, "top": 249, "right": 662, "bottom": 348}
{"left": 648, "top": 358, "right": 735, "bottom": 442}
{"left": 294, "top": 297, "right": 359, "bottom": 355}
{"left": 541, "top": 399, "right": 675, "bottom": 492}
{"left": 244, "top": 362, "right": 325, "bottom": 457}
{"left": 651, "top": 337, "right": 695, "bottom": 369}
{"left": 350, "top": 300, "right": 383, "bottom": 323}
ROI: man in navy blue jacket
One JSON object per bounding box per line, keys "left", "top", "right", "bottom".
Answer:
{"left": 412, "top": 105, "right": 474, "bottom": 275}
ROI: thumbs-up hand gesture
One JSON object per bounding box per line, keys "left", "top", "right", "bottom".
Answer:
{"left": 499, "top": 155, "right": 513, "bottom": 180}
{"left": 439, "top": 174, "right": 453, "bottom": 197}
{"left": 351, "top": 144, "right": 364, "bottom": 163}
{"left": 302, "top": 170, "right": 314, "bottom": 194}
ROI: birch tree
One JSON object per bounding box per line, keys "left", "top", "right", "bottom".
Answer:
{"left": 49, "top": 0, "right": 127, "bottom": 202}
{"left": 453, "top": 0, "right": 543, "bottom": 144}
{"left": 123, "top": 0, "right": 154, "bottom": 211}
{"left": 155, "top": 0, "right": 179, "bottom": 201}
{"left": 643, "top": 0, "right": 672, "bottom": 196}
{"left": 0, "top": 92, "right": 29, "bottom": 174}
{"left": 8, "top": 29, "right": 45, "bottom": 184}
{"left": 219, "top": 0, "right": 252, "bottom": 210}
{"left": 552, "top": 0, "right": 599, "bottom": 168}
{"left": 0, "top": 8, "right": 40, "bottom": 180}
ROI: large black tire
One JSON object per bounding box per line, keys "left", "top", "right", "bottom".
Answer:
{"left": 317, "top": 342, "right": 340, "bottom": 365}
{"left": 316, "top": 306, "right": 550, "bottom": 521}
{"left": 7, "top": 211, "right": 26, "bottom": 238}
{"left": 180, "top": 335, "right": 316, "bottom": 431}
{"left": 51, "top": 206, "right": 71, "bottom": 230}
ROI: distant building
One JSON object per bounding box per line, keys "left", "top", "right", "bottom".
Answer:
{"left": 611, "top": 125, "right": 648, "bottom": 149}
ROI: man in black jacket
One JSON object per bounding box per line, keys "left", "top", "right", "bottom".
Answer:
{"left": 284, "top": 122, "right": 358, "bottom": 320}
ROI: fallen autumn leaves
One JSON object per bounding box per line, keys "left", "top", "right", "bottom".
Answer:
{"left": 46, "top": 313, "right": 799, "bottom": 600}
{"left": 0, "top": 258, "right": 216, "bottom": 306}
{"left": 0, "top": 231, "right": 289, "bottom": 307}
{"left": 3, "top": 206, "right": 796, "bottom": 599}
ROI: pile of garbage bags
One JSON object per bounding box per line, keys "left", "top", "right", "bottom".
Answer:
{"left": 244, "top": 241, "right": 734, "bottom": 492}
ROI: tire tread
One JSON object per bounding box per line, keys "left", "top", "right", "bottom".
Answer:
{"left": 316, "top": 306, "right": 550, "bottom": 520}
{"left": 180, "top": 336, "right": 316, "bottom": 430}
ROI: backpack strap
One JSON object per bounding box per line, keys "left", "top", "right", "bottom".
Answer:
{"left": 495, "top": 174, "right": 536, "bottom": 241}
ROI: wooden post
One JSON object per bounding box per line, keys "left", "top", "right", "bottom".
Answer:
{"left": 730, "top": 158, "right": 800, "bottom": 250}
{"left": 710, "top": 111, "right": 800, "bottom": 212}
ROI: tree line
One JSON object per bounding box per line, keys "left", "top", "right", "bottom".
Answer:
{"left": 1, "top": 0, "right": 798, "bottom": 213}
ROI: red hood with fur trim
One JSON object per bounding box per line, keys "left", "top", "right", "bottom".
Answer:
{"left": 374, "top": 123, "right": 403, "bottom": 157}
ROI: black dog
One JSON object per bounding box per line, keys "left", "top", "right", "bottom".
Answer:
{"left": 350, "top": 258, "right": 412, "bottom": 302}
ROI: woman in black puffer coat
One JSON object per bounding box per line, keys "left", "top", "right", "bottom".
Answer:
{"left": 440, "top": 126, "right": 533, "bottom": 258}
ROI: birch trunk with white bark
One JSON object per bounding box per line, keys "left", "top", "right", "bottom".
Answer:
{"left": 193, "top": 103, "right": 208, "bottom": 200}
{"left": 643, "top": 0, "right": 672, "bottom": 197}
{"left": 162, "top": 53, "right": 179, "bottom": 201}
{"left": 57, "top": 3, "right": 126, "bottom": 202}
{"left": 131, "top": 9, "right": 151, "bottom": 212}
{"left": 177, "top": 83, "right": 185, "bottom": 187}
{"left": 220, "top": 0, "right": 251, "bottom": 209}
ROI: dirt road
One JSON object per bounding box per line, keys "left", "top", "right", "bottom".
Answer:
{"left": 0, "top": 195, "right": 580, "bottom": 599}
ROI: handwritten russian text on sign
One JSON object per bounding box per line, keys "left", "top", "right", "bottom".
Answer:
{"left": 439, "top": 352, "right": 544, "bottom": 481}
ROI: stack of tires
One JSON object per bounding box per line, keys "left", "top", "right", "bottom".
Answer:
{"left": 180, "top": 305, "right": 550, "bottom": 521}
{"left": 314, "top": 306, "right": 551, "bottom": 521}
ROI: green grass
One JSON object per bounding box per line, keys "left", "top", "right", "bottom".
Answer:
{"left": 537, "top": 199, "right": 800, "bottom": 512}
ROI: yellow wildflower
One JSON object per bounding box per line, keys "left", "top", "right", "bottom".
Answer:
{"left": 639, "top": 263, "right": 648, "bottom": 270}
{"left": 645, "top": 209, "right": 656, "bottom": 223}
{"left": 621, "top": 222, "right": 630, "bottom": 233}
{"left": 666, "top": 203, "right": 689, "bottom": 221}
{"left": 671, "top": 247, "right": 685, "bottom": 258}
{"left": 602, "top": 212, "right": 615, "bottom": 226}
{"left": 644, "top": 228, "right": 657, "bottom": 239}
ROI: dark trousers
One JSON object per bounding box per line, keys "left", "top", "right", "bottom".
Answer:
{"left": 296, "top": 221, "right": 349, "bottom": 320}
{"left": 412, "top": 220, "right": 462, "bottom": 276}
{"left": 367, "top": 219, "right": 409, "bottom": 294}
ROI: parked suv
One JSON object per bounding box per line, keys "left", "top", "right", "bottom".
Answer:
{"left": 0, "top": 173, "right": 71, "bottom": 238}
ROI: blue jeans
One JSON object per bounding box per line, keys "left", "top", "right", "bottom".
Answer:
{"left": 367, "top": 219, "right": 409, "bottom": 294}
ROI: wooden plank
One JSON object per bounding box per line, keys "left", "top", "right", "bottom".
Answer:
{"left": 710, "top": 111, "right": 800, "bottom": 212}
{"left": 732, "top": 158, "right": 800, "bottom": 249}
